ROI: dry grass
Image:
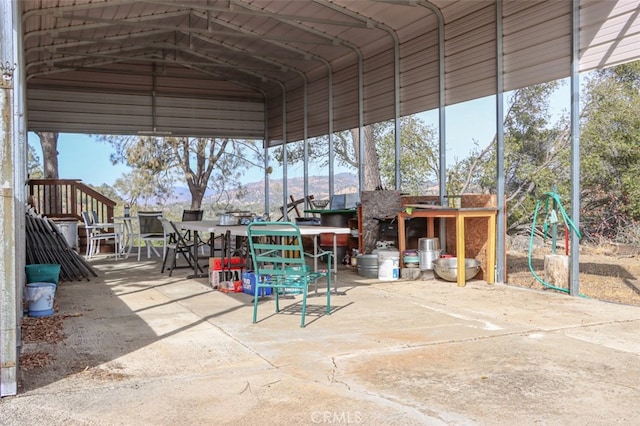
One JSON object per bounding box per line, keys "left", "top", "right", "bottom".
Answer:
{"left": 507, "top": 244, "right": 640, "bottom": 306}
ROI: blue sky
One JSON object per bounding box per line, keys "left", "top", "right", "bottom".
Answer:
{"left": 29, "top": 79, "right": 570, "bottom": 188}
{"left": 29, "top": 133, "right": 130, "bottom": 187}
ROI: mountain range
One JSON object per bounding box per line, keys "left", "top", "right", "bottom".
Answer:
{"left": 170, "top": 172, "right": 359, "bottom": 205}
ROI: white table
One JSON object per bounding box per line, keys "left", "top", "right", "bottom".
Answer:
{"left": 113, "top": 216, "right": 136, "bottom": 258}
{"left": 177, "top": 221, "right": 350, "bottom": 293}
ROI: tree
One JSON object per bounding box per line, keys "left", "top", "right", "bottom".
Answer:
{"left": 580, "top": 61, "right": 640, "bottom": 240}
{"left": 376, "top": 116, "right": 438, "bottom": 194}
{"left": 350, "top": 125, "right": 383, "bottom": 190}
{"left": 113, "top": 168, "right": 173, "bottom": 209}
{"left": 435, "top": 62, "right": 640, "bottom": 240}
{"left": 448, "top": 82, "right": 571, "bottom": 232}
{"left": 34, "top": 131, "right": 61, "bottom": 215}
{"left": 274, "top": 124, "right": 383, "bottom": 191}
{"left": 27, "top": 143, "right": 43, "bottom": 178}
{"left": 101, "top": 135, "right": 261, "bottom": 210}
{"left": 34, "top": 132, "right": 59, "bottom": 179}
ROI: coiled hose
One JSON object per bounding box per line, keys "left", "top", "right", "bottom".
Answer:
{"left": 528, "top": 191, "right": 582, "bottom": 294}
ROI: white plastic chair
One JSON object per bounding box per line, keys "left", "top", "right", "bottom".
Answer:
{"left": 81, "top": 211, "right": 121, "bottom": 258}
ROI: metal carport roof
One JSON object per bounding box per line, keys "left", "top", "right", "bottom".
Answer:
{"left": 19, "top": 0, "right": 640, "bottom": 145}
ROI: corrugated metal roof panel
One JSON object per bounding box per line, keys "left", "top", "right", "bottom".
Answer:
{"left": 15, "top": 0, "right": 640, "bottom": 144}
{"left": 503, "top": 1, "right": 570, "bottom": 35}
{"left": 27, "top": 88, "right": 264, "bottom": 138}
{"left": 502, "top": 1, "right": 572, "bottom": 92}
{"left": 438, "top": 0, "right": 493, "bottom": 24}
{"left": 580, "top": 0, "right": 640, "bottom": 71}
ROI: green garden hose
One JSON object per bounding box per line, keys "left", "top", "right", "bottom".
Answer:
{"left": 528, "top": 191, "right": 583, "bottom": 294}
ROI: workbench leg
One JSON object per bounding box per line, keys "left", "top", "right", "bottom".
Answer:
{"left": 486, "top": 215, "right": 496, "bottom": 284}
{"left": 456, "top": 215, "right": 466, "bottom": 287}
{"left": 398, "top": 215, "right": 406, "bottom": 268}
{"left": 313, "top": 235, "right": 318, "bottom": 273}
{"left": 332, "top": 233, "right": 338, "bottom": 294}
{"left": 427, "top": 217, "right": 435, "bottom": 237}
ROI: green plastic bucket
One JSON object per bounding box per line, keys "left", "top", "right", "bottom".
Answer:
{"left": 25, "top": 264, "right": 61, "bottom": 285}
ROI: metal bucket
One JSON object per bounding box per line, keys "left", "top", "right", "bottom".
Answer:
{"left": 218, "top": 213, "right": 235, "bottom": 225}
{"left": 419, "top": 249, "right": 442, "bottom": 270}
{"left": 418, "top": 237, "right": 440, "bottom": 251}
{"left": 432, "top": 257, "right": 481, "bottom": 282}
{"left": 356, "top": 254, "right": 378, "bottom": 278}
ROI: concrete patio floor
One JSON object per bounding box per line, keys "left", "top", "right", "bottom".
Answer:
{"left": 4, "top": 253, "right": 640, "bottom": 425}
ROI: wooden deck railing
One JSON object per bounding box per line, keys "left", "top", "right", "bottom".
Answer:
{"left": 27, "top": 179, "right": 117, "bottom": 223}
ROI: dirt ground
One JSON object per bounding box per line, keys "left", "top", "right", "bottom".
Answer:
{"left": 507, "top": 242, "right": 640, "bottom": 307}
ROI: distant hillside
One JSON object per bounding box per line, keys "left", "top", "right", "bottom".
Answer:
{"left": 236, "top": 172, "right": 359, "bottom": 204}
{"left": 170, "top": 172, "right": 358, "bottom": 205}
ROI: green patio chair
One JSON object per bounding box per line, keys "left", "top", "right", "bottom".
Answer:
{"left": 247, "top": 222, "right": 332, "bottom": 328}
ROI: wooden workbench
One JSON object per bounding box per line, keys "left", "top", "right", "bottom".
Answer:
{"left": 397, "top": 206, "right": 498, "bottom": 286}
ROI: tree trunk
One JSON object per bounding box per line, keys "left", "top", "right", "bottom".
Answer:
{"left": 180, "top": 137, "right": 225, "bottom": 210}
{"left": 35, "top": 132, "right": 60, "bottom": 216}
{"left": 351, "top": 125, "right": 382, "bottom": 191}
{"left": 188, "top": 186, "right": 205, "bottom": 210}
{"left": 36, "top": 131, "right": 59, "bottom": 179}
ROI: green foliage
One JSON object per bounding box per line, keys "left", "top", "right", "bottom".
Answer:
{"left": 90, "top": 183, "right": 122, "bottom": 205}
{"left": 272, "top": 116, "right": 438, "bottom": 194}
{"left": 502, "top": 82, "right": 570, "bottom": 200}
{"left": 451, "top": 81, "right": 572, "bottom": 231}
{"left": 444, "top": 60, "right": 640, "bottom": 239}
{"left": 581, "top": 61, "right": 640, "bottom": 238}
{"left": 113, "top": 168, "right": 174, "bottom": 208}
{"left": 26, "top": 143, "right": 43, "bottom": 178}
{"left": 377, "top": 116, "right": 438, "bottom": 194}
{"left": 273, "top": 133, "right": 358, "bottom": 170}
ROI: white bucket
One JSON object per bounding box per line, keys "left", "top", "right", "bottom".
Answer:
{"left": 377, "top": 250, "right": 400, "bottom": 281}
{"left": 25, "top": 282, "right": 56, "bottom": 317}
{"left": 55, "top": 220, "right": 79, "bottom": 250}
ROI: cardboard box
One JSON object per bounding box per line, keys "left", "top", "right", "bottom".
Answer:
{"left": 209, "top": 256, "right": 245, "bottom": 271}
{"left": 242, "top": 271, "right": 272, "bottom": 297}
{"left": 209, "top": 268, "right": 242, "bottom": 290}
{"left": 218, "top": 279, "right": 243, "bottom": 293}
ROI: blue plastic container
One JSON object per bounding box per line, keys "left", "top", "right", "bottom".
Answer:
{"left": 25, "top": 282, "right": 56, "bottom": 317}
